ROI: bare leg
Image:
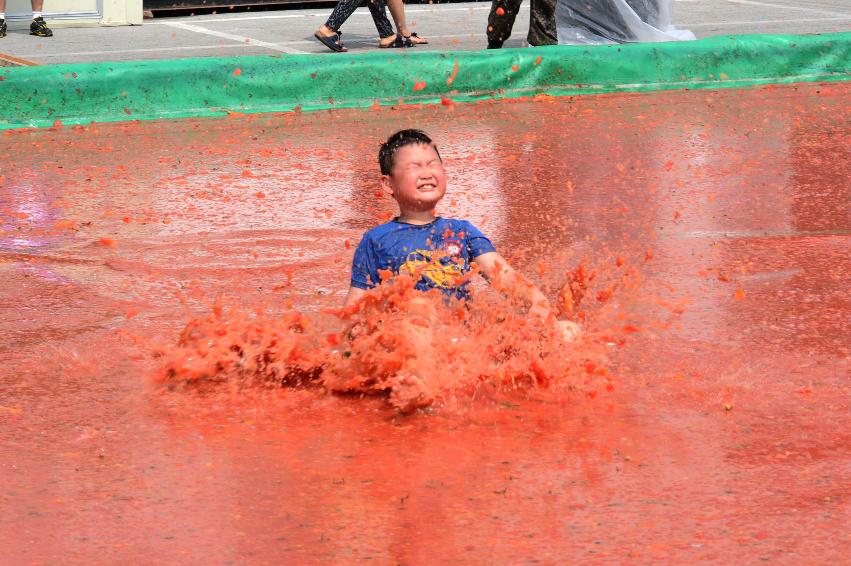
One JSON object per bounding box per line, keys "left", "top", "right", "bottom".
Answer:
{"left": 385, "top": 0, "right": 408, "bottom": 36}
{"left": 385, "top": 0, "right": 428, "bottom": 44}
{"left": 32, "top": 0, "right": 44, "bottom": 12}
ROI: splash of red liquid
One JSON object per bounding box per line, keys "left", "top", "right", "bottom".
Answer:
{"left": 156, "top": 254, "right": 657, "bottom": 413}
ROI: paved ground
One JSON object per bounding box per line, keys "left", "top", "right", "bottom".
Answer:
{"left": 0, "top": 0, "right": 850, "bottom": 64}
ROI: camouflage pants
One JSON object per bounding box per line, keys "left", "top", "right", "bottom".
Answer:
{"left": 487, "top": 0, "right": 558, "bottom": 47}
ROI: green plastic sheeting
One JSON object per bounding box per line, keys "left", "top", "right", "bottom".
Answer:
{"left": 1, "top": 32, "right": 849, "bottom": 130}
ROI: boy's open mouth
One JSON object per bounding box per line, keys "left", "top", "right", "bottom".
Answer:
{"left": 418, "top": 183, "right": 437, "bottom": 191}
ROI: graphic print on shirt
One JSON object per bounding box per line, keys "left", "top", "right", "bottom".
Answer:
{"left": 400, "top": 239, "right": 465, "bottom": 289}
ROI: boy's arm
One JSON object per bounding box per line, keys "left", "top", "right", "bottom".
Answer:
{"left": 346, "top": 234, "right": 374, "bottom": 309}
{"left": 473, "top": 251, "right": 581, "bottom": 342}
{"left": 344, "top": 286, "right": 367, "bottom": 308}
{"left": 474, "top": 252, "right": 551, "bottom": 318}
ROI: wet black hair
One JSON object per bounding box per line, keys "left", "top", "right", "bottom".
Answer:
{"left": 378, "top": 129, "right": 442, "bottom": 176}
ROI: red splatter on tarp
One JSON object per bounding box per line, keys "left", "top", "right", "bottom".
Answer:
{"left": 446, "top": 60, "right": 460, "bottom": 87}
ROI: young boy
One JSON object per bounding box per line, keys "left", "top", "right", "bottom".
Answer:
{"left": 343, "top": 129, "right": 579, "bottom": 410}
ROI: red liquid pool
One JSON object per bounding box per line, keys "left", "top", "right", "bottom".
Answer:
{"left": 1, "top": 82, "right": 848, "bottom": 563}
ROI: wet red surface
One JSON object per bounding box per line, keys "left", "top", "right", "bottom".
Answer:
{"left": 1, "top": 82, "right": 849, "bottom": 563}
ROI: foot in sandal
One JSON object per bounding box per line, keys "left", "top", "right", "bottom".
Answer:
{"left": 402, "top": 32, "right": 428, "bottom": 45}
{"left": 379, "top": 33, "right": 413, "bottom": 48}
{"left": 314, "top": 25, "right": 347, "bottom": 52}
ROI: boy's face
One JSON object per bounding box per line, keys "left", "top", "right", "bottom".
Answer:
{"left": 382, "top": 143, "right": 446, "bottom": 212}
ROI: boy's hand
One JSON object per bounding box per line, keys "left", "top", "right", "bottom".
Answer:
{"left": 555, "top": 319, "right": 582, "bottom": 343}
{"left": 532, "top": 307, "right": 582, "bottom": 343}
{"left": 530, "top": 301, "right": 581, "bottom": 342}
{"left": 473, "top": 252, "right": 581, "bottom": 343}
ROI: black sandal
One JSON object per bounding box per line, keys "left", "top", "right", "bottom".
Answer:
{"left": 403, "top": 32, "right": 428, "bottom": 45}
{"left": 380, "top": 34, "right": 413, "bottom": 48}
{"left": 314, "top": 30, "right": 347, "bottom": 52}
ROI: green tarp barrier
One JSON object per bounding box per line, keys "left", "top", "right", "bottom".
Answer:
{"left": 1, "top": 32, "right": 849, "bottom": 129}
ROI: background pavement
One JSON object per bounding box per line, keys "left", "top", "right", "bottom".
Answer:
{"left": 1, "top": 0, "right": 850, "bottom": 65}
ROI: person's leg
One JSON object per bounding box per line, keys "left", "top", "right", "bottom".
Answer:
{"left": 316, "top": 0, "right": 361, "bottom": 42}
{"left": 527, "top": 0, "right": 557, "bottom": 46}
{"left": 384, "top": 0, "right": 427, "bottom": 45}
{"left": 487, "top": 0, "right": 523, "bottom": 48}
{"left": 366, "top": 0, "right": 398, "bottom": 47}
{"left": 0, "top": 0, "right": 6, "bottom": 39}
{"left": 30, "top": 0, "right": 53, "bottom": 36}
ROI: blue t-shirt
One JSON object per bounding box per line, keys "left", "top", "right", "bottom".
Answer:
{"left": 351, "top": 217, "right": 496, "bottom": 300}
